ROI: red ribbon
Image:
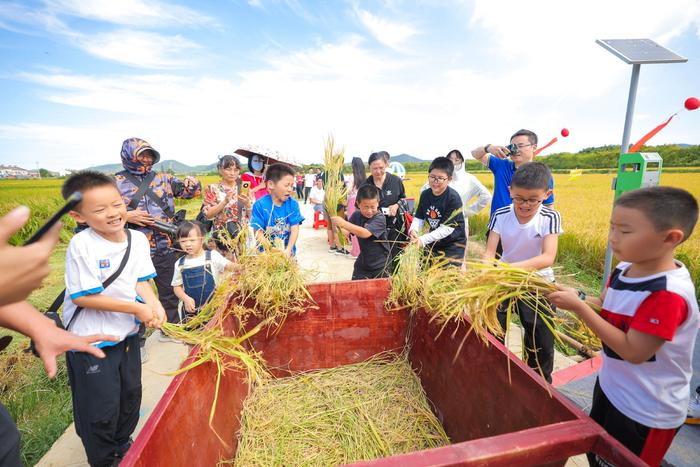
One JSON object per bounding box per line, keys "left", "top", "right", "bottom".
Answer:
{"left": 628, "top": 114, "right": 675, "bottom": 153}
{"left": 534, "top": 137, "right": 558, "bottom": 156}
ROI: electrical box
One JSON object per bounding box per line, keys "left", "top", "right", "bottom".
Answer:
{"left": 612, "top": 152, "right": 663, "bottom": 200}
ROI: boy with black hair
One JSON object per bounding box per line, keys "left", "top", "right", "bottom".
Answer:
{"left": 61, "top": 170, "right": 166, "bottom": 467}
{"left": 250, "top": 163, "right": 304, "bottom": 256}
{"left": 409, "top": 156, "right": 466, "bottom": 264}
{"left": 331, "top": 185, "right": 390, "bottom": 279}
{"left": 484, "top": 161, "right": 562, "bottom": 383}
{"left": 549, "top": 186, "right": 699, "bottom": 467}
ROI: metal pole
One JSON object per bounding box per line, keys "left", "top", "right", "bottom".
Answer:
{"left": 601, "top": 64, "right": 641, "bottom": 291}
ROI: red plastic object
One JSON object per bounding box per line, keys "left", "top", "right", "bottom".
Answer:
{"left": 123, "top": 280, "right": 645, "bottom": 467}
{"left": 313, "top": 210, "right": 328, "bottom": 229}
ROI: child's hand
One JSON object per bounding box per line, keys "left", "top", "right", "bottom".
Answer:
{"left": 148, "top": 302, "right": 167, "bottom": 329}
{"left": 283, "top": 248, "right": 292, "bottom": 258}
{"left": 548, "top": 287, "right": 582, "bottom": 312}
{"left": 410, "top": 235, "right": 423, "bottom": 247}
{"left": 183, "top": 296, "right": 196, "bottom": 313}
{"left": 133, "top": 303, "right": 154, "bottom": 324}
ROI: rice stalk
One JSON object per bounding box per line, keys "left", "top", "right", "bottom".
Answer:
{"left": 386, "top": 242, "right": 428, "bottom": 311}
{"left": 323, "top": 135, "right": 348, "bottom": 248}
{"left": 226, "top": 353, "right": 449, "bottom": 466}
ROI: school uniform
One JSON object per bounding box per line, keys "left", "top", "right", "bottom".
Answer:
{"left": 488, "top": 204, "right": 562, "bottom": 382}
{"left": 63, "top": 228, "right": 155, "bottom": 467}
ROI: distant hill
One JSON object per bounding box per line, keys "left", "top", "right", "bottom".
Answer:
{"left": 89, "top": 159, "right": 217, "bottom": 174}
{"left": 393, "top": 154, "right": 428, "bottom": 163}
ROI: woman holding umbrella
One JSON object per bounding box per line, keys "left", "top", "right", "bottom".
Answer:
{"left": 239, "top": 152, "right": 269, "bottom": 201}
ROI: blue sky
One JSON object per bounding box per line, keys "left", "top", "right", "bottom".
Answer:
{"left": 0, "top": 0, "right": 699, "bottom": 171}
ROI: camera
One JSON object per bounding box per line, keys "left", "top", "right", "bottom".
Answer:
{"left": 152, "top": 219, "right": 178, "bottom": 237}
{"left": 505, "top": 143, "right": 520, "bottom": 156}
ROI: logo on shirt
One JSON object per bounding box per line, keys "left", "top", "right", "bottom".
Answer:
{"left": 649, "top": 318, "right": 659, "bottom": 325}
{"left": 386, "top": 190, "right": 392, "bottom": 196}
{"left": 86, "top": 364, "right": 101, "bottom": 375}
{"left": 98, "top": 259, "right": 110, "bottom": 269}
{"left": 427, "top": 206, "right": 442, "bottom": 229}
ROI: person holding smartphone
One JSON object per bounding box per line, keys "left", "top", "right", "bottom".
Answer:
{"left": 202, "top": 155, "right": 251, "bottom": 257}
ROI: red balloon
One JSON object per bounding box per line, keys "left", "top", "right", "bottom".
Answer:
{"left": 685, "top": 97, "right": 700, "bottom": 111}
{"left": 560, "top": 128, "right": 570, "bottom": 137}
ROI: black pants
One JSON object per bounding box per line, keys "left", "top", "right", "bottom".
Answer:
{"left": 152, "top": 250, "right": 180, "bottom": 323}
{"left": 304, "top": 187, "right": 311, "bottom": 202}
{"left": 352, "top": 263, "right": 389, "bottom": 280}
{"left": 67, "top": 335, "right": 141, "bottom": 467}
{"left": 0, "top": 404, "right": 21, "bottom": 467}
{"left": 296, "top": 185, "right": 303, "bottom": 199}
{"left": 587, "top": 379, "right": 679, "bottom": 467}
{"left": 497, "top": 298, "right": 555, "bottom": 383}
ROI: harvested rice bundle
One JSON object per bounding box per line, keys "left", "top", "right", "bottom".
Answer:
{"left": 229, "top": 353, "right": 449, "bottom": 466}
{"left": 231, "top": 245, "right": 315, "bottom": 328}
{"left": 386, "top": 242, "right": 428, "bottom": 311}
{"left": 323, "top": 135, "right": 348, "bottom": 248}
{"left": 167, "top": 306, "right": 271, "bottom": 428}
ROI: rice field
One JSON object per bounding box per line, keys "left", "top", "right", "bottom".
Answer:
{"left": 402, "top": 171, "right": 700, "bottom": 293}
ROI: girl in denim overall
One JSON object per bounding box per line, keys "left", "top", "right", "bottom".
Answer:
{"left": 172, "top": 222, "right": 233, "bottom": 322}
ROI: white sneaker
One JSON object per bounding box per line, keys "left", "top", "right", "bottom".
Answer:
{"left": 686, "top": 391, "right": 700, "bottom": 425}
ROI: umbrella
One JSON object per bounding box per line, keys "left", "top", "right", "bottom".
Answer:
{"left": 234, "top": 145, "right": 302, "bottom": 168}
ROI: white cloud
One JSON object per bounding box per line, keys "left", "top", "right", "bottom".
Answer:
{"left": 357, "top": 9, "right": 417, "bottom": 50}
{"left": 1, "top": 0, "right": 699, "bottom": 171}
{"left": 77, "top": 30, "right": 200, "bottom": 69}
{"left": 43, "top": 0, "right": 215, "bottom": 27}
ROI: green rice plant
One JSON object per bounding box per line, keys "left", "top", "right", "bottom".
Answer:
{"left": 229, "top": 353, "right": 449, "bottom": 466}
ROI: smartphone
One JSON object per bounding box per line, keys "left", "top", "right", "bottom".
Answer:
{"left": 381, "top": 207, "right": 390, "bottom": 215}
{"left": 240, "top": 181, "right": 251, "bottom": 197}
{"left": 23, "top": 192, "right": 82, "bottom": 245}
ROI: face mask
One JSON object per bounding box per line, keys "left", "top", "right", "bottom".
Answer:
{"left": 251, "top": 159, "right": 264, "bottom": 171}
{"left": 453, "top": 162, "right": 463, "bottom": 171}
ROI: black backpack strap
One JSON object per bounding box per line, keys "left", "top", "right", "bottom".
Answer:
{"left": 65, "top": 230, "right": 133, "bottom": 330}
{"left": 122, "top": 171, "right": 175, "bottom": 218}
{"left": 125, "top": 171, "right": 155, "bottom": 211}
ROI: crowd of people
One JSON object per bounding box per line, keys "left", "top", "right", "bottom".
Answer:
{"left": 0, "top": 130, "right": 698, "bottom": 467}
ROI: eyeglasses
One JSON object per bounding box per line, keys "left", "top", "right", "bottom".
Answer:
{"left": 428, "top": 175, "right": 448, "bottom": 183}
{"left": 511, "top": 143, "right": 533, "bottom": 150}
{"left": 512, "top": 197, "right": 543, "bottom": 206}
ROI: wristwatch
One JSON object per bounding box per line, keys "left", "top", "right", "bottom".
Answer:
{"left": 484, "top": 144, "right": 491, "bottom": 154}
{"left": 577, "top": 289, "right": 587, "bottom": 301}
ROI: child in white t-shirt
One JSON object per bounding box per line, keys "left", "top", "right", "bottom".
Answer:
{"left": 61, "top": 171, "right": 166, "bottom": 466}
{"left": 172, "top": 221, "right": 234, "bottom": 322}
{"left": 483, "top": 162, "right": 562, "bottom": 383}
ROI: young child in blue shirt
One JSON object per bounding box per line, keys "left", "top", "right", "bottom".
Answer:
{"left": 250, "top": 163, "right": 305, "bottom": 256}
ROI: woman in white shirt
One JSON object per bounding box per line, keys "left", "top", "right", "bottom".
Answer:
{"left": 309, "top": 178, "right": 325, "bottom": 213}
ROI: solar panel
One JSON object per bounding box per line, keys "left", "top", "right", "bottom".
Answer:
{"left": 596, "top": 39, "right": 687, "bottom": 64}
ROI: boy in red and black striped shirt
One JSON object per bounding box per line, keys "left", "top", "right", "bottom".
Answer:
{"left": 549, "top": 186, "right": 699, "bottom": 467}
